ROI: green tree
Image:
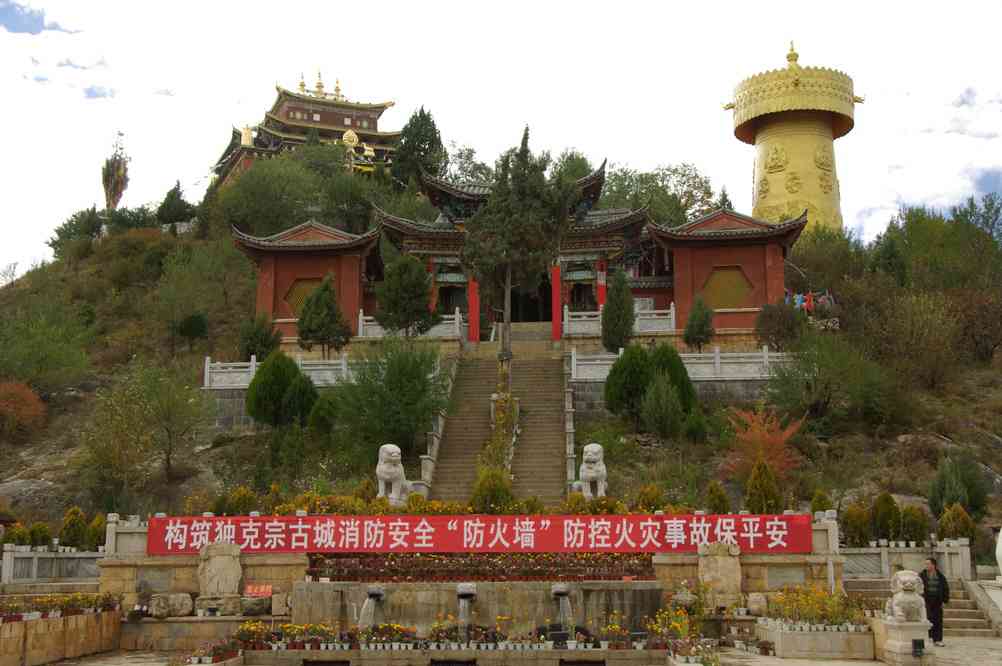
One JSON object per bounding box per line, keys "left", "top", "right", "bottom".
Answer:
{"left": 716, "top": 187, "right": 734, "bottom": 210}
{"left": 744, "top": 460, "right": 782, "bottom": 514}
{"left": 320, "top": 169, "right": 374, "bottom": 234}
{"left": 601, "top": 270, "right": 634, "bottom": 352}
{"left": 937, "top": 503, "right": 976, "bottom": 542}
{"left": 156, "top": 180, "right": 196, "bottom": 229}
{"left": 101, "top": 133, "right": 130, "bottom": 211}
{"left": 755, "top": 301, "right": 807, "bottom": 352}
{"left": 603, "top": 344, "right": 651, "bottom": 429}
{"left": 239, "top": 315, "right": 283, "bottom": 362}
{"left": 461, "top": 127, "right": 571, "bottom": 360}
{"left": 217, "top": 157, "right": 320, "bottom": 236}
{"left": 641, "top": 372, "right": 683, "bottom": 439}
{"left": 176, "top": 312, "right": 208, "bottom": 352}
{"left": 470, "top": 466, "right": 515, "bottom": 514}
{"left": 138, "top": 361, "right": 213, "bottom": 482}
{"left": 549, "top": 149, "right": 593, "bottom": 185}
{"left": 600, "top": 163, "right": 714, "bottom": 225}
{"left": 705, "top": 480, "right": 730, "bottom": 513}
{"left": 649, "top": 343, "right": 697, "bottom": 414}
{"left": 683, "top": 296, "right": 714, "bottom": 352}
{"left": 446, "top": 143, "right": 493, "bottom": 183}
{"left": 85, "top": 514, "right": 106, "bottom": 551}
{"left": 60, "top": 507, "right": 88, "bottom": 549}
{"left": 290, "top": 141, "right": 347, "bottom": 179}
{"left": 0, "top": 296, "right": 90, "bottom": 392}
{"left": 899, "top": 506, "right": 930, "bottom": 544}
{"left": 297, "top": 275, "right": 351, "bottom": 359}
{"left": 785, "top": 226, "right": 868, "bottom": 295}
{"left": 246, "top": 350, "right": 302, "bottom": 427}
{"left": 951, "top": 192, "right": 1002, "bottom": 242}
{"left": 281, "top": 373, "right": 318, "bottom": 428}
{"left": 156, "top": 250, "right": 200, "bottom": 356}
{"left": 810, "top": 489, "right": 833, "bottom": 515}
{"left": 840, "top": 503, "right": 872, "bottom": 547}
{"left": 28, "top": 522, "right": 51, "bottom": 548}
{"left": 929, "top": 455, "right": 989, "bottom": 521}
{"left": 871, "top": 492, "right": 901, "bottom": 541}
{"left": 375, "top": 254, "right": 441, "bottom": 336}
{"left": 952, "top": 289, "right": 1002, "bottom": 364}
{"left": 391, "top": 106, "right": 448, "bottom": 186}
{"left": 48, "top": 207, "right": 103, "bottom": 258}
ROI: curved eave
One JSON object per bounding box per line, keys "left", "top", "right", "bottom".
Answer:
{"left": 648, "top": 212, "right": 807, "bottom": 247}
{"left": 419, "top": 171, "right": 491, "bottom": 203}
{"left": 372, "top": 207, "right": 463, "bottom": 240}
{"left": 231, "top": 224, "right": 380, "bottom": 253}
{"left": 577, "top": 158, "right": 608, "bottom": 202}
{"left": 271, "top": 86, "right": 395, "bottom": 114}
{"left": 257, "top": 124, "right": 398, "bottom": 152}
{"left": 568, "top": 206, "right": 649, "bottom": 237}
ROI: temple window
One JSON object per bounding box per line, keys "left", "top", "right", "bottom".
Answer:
{"left": 344, "top": 117, "right": 352, "bottom": 126}
{"left": 312, "top": 113, "right": 321, "bottom": 121}
{"left": 284, "top": 278, "right": 324, "bottom": 316}
{"left": 361, "top": 120, "right": 369, "bottom": 128}
{"left": 701, "top": 266, "right": 753, "bottom": 309}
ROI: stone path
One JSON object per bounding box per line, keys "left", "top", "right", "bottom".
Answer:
{"left": 56, "top": 652, "right": 171, "bottom": 665}
{"left": 719, "top": 636, "right": 1002, "bottom": 665}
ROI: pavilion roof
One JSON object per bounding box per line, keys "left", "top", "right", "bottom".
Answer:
{"left": 371, "top": 207, "right": 463, "bottom": 239}
{"left": 271, "top": 86, "right": 395, "bottom": 116}
{"left": 648, "top": 209, "right": 807, "bottom": 246}
{"left": 231, "top": 220, "right": 380, "bottom": 252}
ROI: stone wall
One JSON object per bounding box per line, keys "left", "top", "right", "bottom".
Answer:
{"left": 571, "top": 378, "right": 768, "bottom": 420}
{"left": 291, "top": 580, "right": 663, "bottom": 635}
{"left": 121, "top": 617, "right": 249, "bottom": 652}
{"left": 0, "top": 611, "right": 118, "bottom": 666}
{"left": 208, "top": 388, "right": 256, "bottom": 432}
{"left": 242, "top": 648, "right": 666, "bottom": 666}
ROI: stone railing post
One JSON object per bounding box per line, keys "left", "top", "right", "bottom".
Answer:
{"left": 669, "top": 302, "right": 676, "bottom": 330}
{"left": 104, "top": 513, "right": 120, "bottom": 556}
{"left": 249, "top": 354, "right": 257, "bottom": 376}
{"left": 203, "top": 356, "right": 211, "bottom": 388}
{"left": 358, "top": 309, "right": 365, "bottom": 337}
{"left": 762, "top": 345, "right": 770, "bottom": 373}
{"left": 570, "top": 346, "right": 578, "bottom": 380}
{"left": 618, "top": 347, "right": 624, "bottom": 357}
{"left": 1, "top": 543, "right": 14, "bottom": 584}
{"left": 340, "top": 352, "right": 349, "bottom": 379}
{"left": 563, "top": 304, "right": 569, "bottom": 335}
{"left": 713, "top": 346, "right": 721, "bottom": 376}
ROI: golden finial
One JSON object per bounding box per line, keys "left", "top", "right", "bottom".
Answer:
{"left": 315, "top": 70, "right": 324, "bottom": 96}
{"left": 334, "top": 79, "right": 343, "bottom": 101}
{"left": 298, "top": 73, "right": 306, "bottom": 93}
{"left": 787, "top": 42, "right": 800, "bottom": 67}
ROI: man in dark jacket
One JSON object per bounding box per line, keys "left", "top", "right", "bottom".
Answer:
{"left": 919, "top": 557, "right": 949, "bottom": 646}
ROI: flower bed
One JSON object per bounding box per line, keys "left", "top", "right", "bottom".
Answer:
{"left": 757, "top": 585, "right": 874, "bottom": 660}
{"left": 0, "top": 593, "right": 120, "bottom": 623}
{"left": 307, "top": 552, "right": 655, "bottom": 581}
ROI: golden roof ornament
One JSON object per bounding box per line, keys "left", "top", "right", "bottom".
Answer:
{"left": 334, "top": 79, "right": 343, "bottom": 101}
{"left": 315, "top": 70, "right": 324, "bottom": 96}
{"left": 342, "top": 129, "right": 359, "bottom": 147}
{"left": 298, "top": 73, "right": 306, "bottom": 93}
{"left": 786, "top": 42, "right": 800, "bottom": 69}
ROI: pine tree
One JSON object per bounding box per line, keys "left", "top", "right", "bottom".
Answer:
{"left": 705, "top": 480, "right": 730, "bottom": 514}
{"left": 391, "top": 107, "right": 448, "bottom": 186}
{"left": 683, "top": 295, "right": 715, "bottom": 352}
{"left": 603, "top": 344, "right": 652, "bottom": 430}
{"left": 716, "top": 187, "right": 734, "bottom": 211}
{"left": 101, "top": 133, "right": 130, "bottom": 211}
{"left": 156, "top": 180, "right": 195, "bottom": 229}
{"left": 297, "top": 275, "right": 351, "bottom": 359}
{"left": 375, "top": 254, "right": 441, "bottom": 337}
{"left": 744, "top": 460, "right": 783, "bottom": 514}
{"left": 246, "top": 350, "right": 301, "bottom": 427}
{"left": 871, "top": 492, "right": 901, "bottom": 541}
{"left": 641, "top": 372, "right": 683, "bottom": 439}
{"left": 601, "top": 269, "right": 634, "bottom": 352}
{"left": 649, "top": 343, "right": 697, "bottom": 413}
{"left": 810, "top": 489, "right": 834, "bottom": 515}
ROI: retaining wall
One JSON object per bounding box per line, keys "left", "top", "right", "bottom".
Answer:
{"left": 0, "top": 611, "right": 119, "bottom": 666}
{"left": 571, "top": 378, "right": 768, "bottom": 420}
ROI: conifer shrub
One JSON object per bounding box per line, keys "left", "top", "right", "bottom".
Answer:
{"left": 683, "top": 295, "right": 714, "bottom": 352}
{"left": 297, "top": 275, "right": 351, "bottom": 359}
{"left": 871, "top": 492, "right": 901, "bottom": 541}
{"left": 928, "top": 455, "right": 988, "bottom": 520}
{"left": 705, "top": 480, "right": 730, "bottom": 514}
{"left": 586, "top": 496, "right": 628, "bottom": 514}
{"left": 238, "top": 315, "right": 282, "bottom": 362}
{"left": 60, "top": 507, "right": 88, "bottom": 548}
{"left": 517, "top": 496, "right": 546, "bottom": 514}
{"left": 469, "top": 467, "right": 515, "bottom": 514}
{"left": 899, "top": 506, "right": 930, "bottom": 544}
{"left": 810, "top": 489, "right": 834, "bottom": 515}
{"left": 755, "top": 301, "right": 807, "bottom": 352}
{"left": 1, "top": 523, "right": 30, "bottom": 546}
{"left": 307, "top": 391, "right": 339, "bottom": 436}
{"left": 176, "top": 312, "right": 209, "bottom": 351}
{"left": 601, "top": 270, "right": 635, "bottom": 353}
{"left": 560, "top": 492, "right": 589, "bottom": 514}
{"left": 937, "top": 503, "right": 976, "bottom": 541}
{"left": 641, "top": 373, "right": 683, "bottom": 439}
{"left": 28, "top": 522, "right": 51, "bottom": 548}
{"left": 649, "top": 343, "right": 697, "bottom": 413}
{"left": 246, "top": 350, "right": 301, "bottom": 427}
{"left": 722, "top": 408, "right": 802, "bottom": 484}
{"left": 840, "top": 503, "right": 872, "bottom": 547}
{"left": 0, "top": 381, "right": 46, "bottom": 441}
{"left": 85, "top": 514, "right": 106, "bottom": 551}
{"left": 282, "top": 373, "right": 318, "bottom": 428}
{"left": 604, "top": 344, "right": 651, "bottom": 429}
{"left": 744, "top": 460, "right": 782, "bottom": 514}
{"left": 354, "top": 478, "right": 378, "bottom": 502}
{"left": 683, "top": 409, "right": 709, "bottom": 443}
{"left": 631, "top": 483, "right": 664, "bottom": 513}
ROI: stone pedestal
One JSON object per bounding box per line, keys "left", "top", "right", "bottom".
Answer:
{"left": 194, "top": 594, "right": 241, "bottom": 617}
{"left": 871, "top": 617, "right": 936, "bottom": 666}
{"left": 698, "top": 542, "right": 742, "bottom": 610}
{"left": 198, "top": 543, "right": 242, "bottom": 596}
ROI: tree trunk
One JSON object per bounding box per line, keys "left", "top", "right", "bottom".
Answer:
{"left": 502, "top": 265, "right": 513, "bottom": 393}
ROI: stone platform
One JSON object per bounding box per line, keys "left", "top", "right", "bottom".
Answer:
{"left": 120, "top": 616, "right": 285, "bottom": 653}
{"left": 242, "top": 648, "right": 668, "bottom": 666}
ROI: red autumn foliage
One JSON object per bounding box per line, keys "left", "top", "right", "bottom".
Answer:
{"left": 0, "top": 382, "right": 46, "bottom": 440}
{"left": 721, "top": 407, "right": 802, "bottom": 484}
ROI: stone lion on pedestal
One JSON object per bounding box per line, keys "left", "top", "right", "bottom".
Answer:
{"left": 884, "top": 570, "right": 927, "bottom": 622}
{"left": 376, "top": 444, "right": 411, "bottom": 506}
{"left": 578, "top": 442, "right": 607, "bottom": 499}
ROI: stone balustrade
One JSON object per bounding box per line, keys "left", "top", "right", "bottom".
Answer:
{"left": 842, "top": 540, "right": 973, "bottom": 581}
{"left": 563, "top": 305, "right": 675, "bottom": 337}
{"left": 358, "top": 307, "right": 467, "bottom": 340}
{"left": 203, "top": 354, "right": 357, "bottom": 390}
{"left": 0, "top": 543, "right": 102, "bottom": 584}
{"left": 568, "top": 345, "right": 785, "bottom": 382}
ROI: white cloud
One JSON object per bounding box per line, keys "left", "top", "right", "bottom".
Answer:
{"left": 2, "top": 0, "right": 1002, "bottom": 272}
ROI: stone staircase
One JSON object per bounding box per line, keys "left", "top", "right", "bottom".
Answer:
{"left": 510, "top": 358, "right": 567, "bottom": 507}
{"left": 844, "top": 578, "right": 994, "bottom": 638}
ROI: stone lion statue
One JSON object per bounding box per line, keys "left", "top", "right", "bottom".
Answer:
{"left": 376, "top": 444, "right": 411, "bottom": 506}
{"left": 578, "top": 443, "right": 607, "bottom": 499}
{"left": 884, "top": 570, "right": 927, "bottom": 622}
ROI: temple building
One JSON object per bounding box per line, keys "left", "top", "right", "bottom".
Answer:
{"left": 214, "top": 74, "right": 400, "bottom": 186}
{"left": 233, "top": 162, "right": 806, "bottom": 346}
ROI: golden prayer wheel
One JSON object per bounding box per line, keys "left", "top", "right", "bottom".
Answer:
{"left": 727, "top": 44, "right": 862, "bottom": 230}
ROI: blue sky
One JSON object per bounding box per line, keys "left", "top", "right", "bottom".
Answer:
{"left": 1, "top": 0, "right": 1001, "bottom": 272}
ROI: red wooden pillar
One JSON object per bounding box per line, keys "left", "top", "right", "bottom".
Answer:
{"left": 550, "top": 264, "right": 562, "bottom": 341}
{"left": 596, "top": 258, "right": 608, "bottom": 306}
{"left": 467, "top": 278, "right": 480, "bottom": 342}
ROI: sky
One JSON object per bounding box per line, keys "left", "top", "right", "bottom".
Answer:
{"left": 2, "top": 0, "right": 1001, "bottom": 273}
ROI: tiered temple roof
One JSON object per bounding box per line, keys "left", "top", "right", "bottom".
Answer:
{"left": 232, "top": 220, "right": 380, "bottom": 258}
{"left": 648, "top": 209, "right": 807, "bottom": 247}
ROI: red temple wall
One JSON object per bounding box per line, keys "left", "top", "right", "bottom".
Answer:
{"left": 258, "top": 252, "right": 363, "bottom": 335}
{"left": 629, "top": 288, "right": 674, "bottom": 311}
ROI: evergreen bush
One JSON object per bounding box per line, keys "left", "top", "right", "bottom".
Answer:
{"left": 1, "top": 523, "right": 29, "bottom": 546}
{"left": 744, "top": 460, "right": 782, "bottom": 514}
{"left": 601, "top": 270, "right": 634, "bottom": 352}
{"left": 840, "top": 503, "right": 872, "bottom": 547}
{"left": 227, "top": 486, "right": 258, "bottom": 515}
{"left": 929, "top": 455, "right": 988, "bottom": 520}
{"left": 631, "top": 483, "right": 664, "bottom": 512}
{"left": 649, "top": 343, "right": 697, "bottom": 414}
{"left": 683, "top": 296, "right": 714, "bottom": 352}
{"left": 604, "top": 344, "right": 651, "bottom": 429}
{"left": 282, "top": 373, "right": 318, "bottom": 427}
{"left": 938, "top": 503, "right": 976, "bottom": 541}
{"left": 297, "top": 275, "right": 351, "bottom": 359}
{"left": 28, "top": 522, "right": 51, "bottom": 548}
{"left": 375, "top": 254, "right": 441, "bottom": 336}
{"left": 705, "top": 480, "right": 730, "bottom": 514}
{"left": 246, "top": 350, "right": 301, "bottom": 427}
{"left": 683, "top": 409, "right": 709, "bottom": 443}
{"left": 307, "top": 390, "right": 339, "bottom": 436}
{"left": 238, "top": 315, "right": 282, "bottom": 362}
{"left": 871, "top": 492, "right": 901, "bottom": 541}
{"left": 899, "top": 506, "right": 930, "bottom": 543}
{"left": 755, "top": 301, "right": 808, "bottom": 352}
{"left": 810, "top": 489, "right": 834, "bottom": 515}
{"left": 85, "top": 514, "right": 106, "bottom": 551}
{"left": 60, "top": 507, "right": 88, "bottom": 548}
{"left": 176, "top": 311, "right": 208, "bottom": 351}
{"left": 470, "top": 467, "right": 515, "bottom": 514}
{"left": 641, "top": 373, "right": 683, "bottom": 439}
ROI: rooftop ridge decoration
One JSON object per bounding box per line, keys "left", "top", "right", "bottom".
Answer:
{"left": 649, "top": 209, "right": 808, "bottom": 244}
{"left": 231, "top": 221, "right": 381, "bottom": 251}
{"left": 274, "top": 81, "right": 396, "bottom": 113}
{"left": 725, "top": 43, "right": 863, "bottom": 144}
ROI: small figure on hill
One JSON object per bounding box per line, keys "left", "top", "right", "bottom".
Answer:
{"left": 919, "top": 557, "right": 949, "bottom": 647}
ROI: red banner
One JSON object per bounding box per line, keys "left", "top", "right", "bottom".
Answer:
{"left": 147, "top": 514, "right": 812, "bottom": 556}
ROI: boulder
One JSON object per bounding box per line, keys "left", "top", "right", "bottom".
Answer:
{"left": 271, "top": 593, "right": 289, "bottom": 617}
{"left": 197, "top": 543, "right": 242, "bottom": 596}
{"left": 149, "top": 593, "right": 193, "bottom": 619}
{"left": 241, "top": 596, "right": 271, "bottom": 616}
{"left": 194, "top": 594, "right": 241, "bottom": 617}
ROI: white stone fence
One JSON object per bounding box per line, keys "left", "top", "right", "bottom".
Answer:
{"left": 1, "top": 543, "right": 102, "bottom": 583}
{"left": 568, "top": 345, "right": 788, "bottom": 382}
{"left": 842, "top": 539, "right": 973, "bottom": 580}
{"left": 203, "top": 353, "right": 363, "bottom": 390}
{"left": 358, "top": 307, "right": 467, "bottom": 340}
{"left": 563, "top": 304, "right": 676, "bottom": 337}
{"left": 416, "top": 358, "right": 460, "bottom": 497}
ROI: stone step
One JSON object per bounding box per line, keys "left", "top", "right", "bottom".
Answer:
{"left": 943, "top": 608, "right": 987, "bottom": 619}
{"left": 942, "top": 628, "right": 996, "bottom": 637}
{"left": 942, "top": 617, "right": 990, "bottom": 629}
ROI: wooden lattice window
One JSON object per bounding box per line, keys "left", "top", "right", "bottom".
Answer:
{"left": 284, "top": 278, "right": 323, "bottom": 317}
{"left": 701, "top": 266, "right": 753, "bottom": 309}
